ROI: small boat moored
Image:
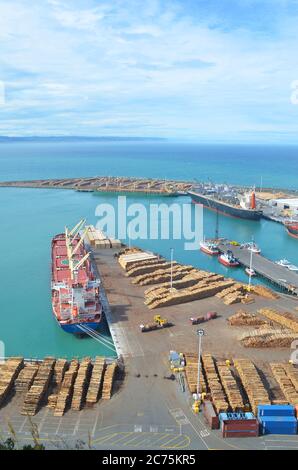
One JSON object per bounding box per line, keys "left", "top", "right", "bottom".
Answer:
{"left": 200, "top": 240, "right": 220, "bottom": 256}
{"left": 218, "top": 250, "right": 240, "bottom": 267}
{"left": 245, "top": 267, "right": 256, "bottom": 277}
{"left": 275, "top": 259, "right": 291, "bottom": 267}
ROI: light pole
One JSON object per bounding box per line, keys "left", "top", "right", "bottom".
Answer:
{"left": 196, "top": 329, "right": 204, "bottom": 400}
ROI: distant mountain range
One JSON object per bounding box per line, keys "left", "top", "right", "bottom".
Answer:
{"left": 0, "top": 136, "right": 166, "bottom": 142}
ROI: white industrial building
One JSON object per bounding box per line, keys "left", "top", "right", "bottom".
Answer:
{"left": 270, "top": 198, "right": 298, "bottom": 216}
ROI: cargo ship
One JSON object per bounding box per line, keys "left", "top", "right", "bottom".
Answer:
{"left": 285, "top": 222, "right": 298, "bottom": 239}
{"left": 51, "top": 220, "right": 102, "bottom": 334}
{"left": 188, "top": 189, "right": 262, "bottom": 220}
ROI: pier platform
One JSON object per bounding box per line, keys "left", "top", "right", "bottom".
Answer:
{"left": 218, "top": 242, "right": 298, "bottom": 295}
{"left": 0, "top": 176, "right": 193, "bottom": 195}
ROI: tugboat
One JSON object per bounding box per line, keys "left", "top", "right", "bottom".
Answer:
{"left": 285, "top": 222, "right": 298, "bottom": 239}
{"left": 218, "top": 250, "right": 240, "bottom": 267}
{"left": 199, "top": 240, "right": 220, "bottom": 256}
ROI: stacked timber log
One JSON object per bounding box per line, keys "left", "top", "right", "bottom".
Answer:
{"left": 228, "top": 310, "right": 268, "bottom": 326}
{"left": 86, "top": 225, "right": 121, "bottom": 249}
{"left": 54, "top": 359, "right": 79, "bottom": 416}
{"left": 270, "top": 363, "right": 298, "bottom": 404}
{"left": 234, "top": 358, "right": 271, "bottom": 414}
{"left": 15, "top": 363, "right": 39, "bottom": 393}
{"left": 126, "top": 260, "right": 174, "bottom": 277}
{"left": 202, "top": 354, "right": 229, "bottom": 413}
{"left": 184, "top": 353, "right": 207, "bottom": 394}
{"left": 102, "top": 362, "right": 117, "bottom": 399}
{"left": 145, "top": 279, "right": 235, "bottom": 309}
{"left": 216, "top": 284, "right": 245, "bottom": 298}
{"left": 216, "top": 361, "right": 245, "bottom": 411}
{"left": 118, "top": 247, "right": 240, "bottom": 308}
{"left": 252, "top": 286, "right": 279, "bottom": 300}
{"left": 258, "top": 308, "right": 298, "bottom": 333}
{"left": 47, "top": 394, "right": 58, "bottom": 409}
{"left": 0, "top": 357, "right": 24, "bottom": 406}
{"left": 118, "top": 250, "right": 158, "bottom": 270}
{"left": 21, "top": 357, "right": 55, "bottom": 416}
{"left": 85, "top": 357, "right": 106, "bottom": 407}
{"left": 53, "top": 359, "right": 68, "bottom": 388}
{"left": 284, "top": 364, "right": 298, "bottom": 391}
{"left": 131, "top": 265, "right": 194, "bottom": 286}
{"left": 239, "top": 328, "right": 297, "bottom": 348}
{"left": 71, "top": 357, "right": 92, "bottom": 411}
{"left": 223, "top": 292, "right": 246, "bottom": 305}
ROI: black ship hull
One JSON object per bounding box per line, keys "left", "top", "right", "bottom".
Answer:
{"left": 188, "top": 191, "right": 262, "bottom": 221}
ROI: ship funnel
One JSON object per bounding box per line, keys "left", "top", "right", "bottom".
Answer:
{"left": 250, "top": 191, "right": 256, "bottom": 210}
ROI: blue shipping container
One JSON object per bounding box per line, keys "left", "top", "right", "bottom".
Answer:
{"left": 257, "top": 404, "right": 295, "bottom": 417}
{"left": 260, "top": 416, "right": 297, "bottom": 435}
{"left": 219, "top": 412, "right": 255, "bottom": 422}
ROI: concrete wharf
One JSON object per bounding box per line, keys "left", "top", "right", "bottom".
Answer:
{"left": 218, "top": 242, "right": 298, "bottom": 296}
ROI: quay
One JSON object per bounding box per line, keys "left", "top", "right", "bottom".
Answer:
{"left": 218, "top": 242, "right": 298, "bottom": 295}
{"left": 1, "top": 244, "right": 298, "bottom": 450}
{"left": 0, "top": 176, "right": 194, "bottom": 195}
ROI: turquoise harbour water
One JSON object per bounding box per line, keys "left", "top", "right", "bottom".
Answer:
{"left": 0, "top": 142, "right": 297, "bottom": 358}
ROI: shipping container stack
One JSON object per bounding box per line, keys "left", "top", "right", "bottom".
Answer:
{"left": 219, "top": 412, "right": 259, "bottom": 438}
{"left": 258, "top": 404, "right": 298, "bottom": 435}
{"left": 202, "top": 400, "right": 220, "bottom": 430}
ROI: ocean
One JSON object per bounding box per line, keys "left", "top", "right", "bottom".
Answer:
{"left": 0, "top": 142, "right": 297, "bottom": 358}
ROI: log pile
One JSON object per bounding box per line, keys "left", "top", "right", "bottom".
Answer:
{"left": 216, "top": 284, "right": 248, "bottom": 304}
{"left": 216, "top": 361, "right": 245, "bottom": 411}
{"left": 0, "top": 357, "right": 24, "bottom": 406}
{"left": 145, "top": 279, "right": 235, "bottom": 309}
{"left": 54, "top": 359, "right": 79, "bottom": 416}
{"left": 239, "top": 328, "right": 297, "bottom": 348}
{"left": 284, "top": 364, "right": 298, "bottom": 391}
{"left": 216, "top": 284, "right": 245, "bottom": 299}
{"left": 258, "top": 308, "right": 298, "bottom": 333}
{"left": 202, "top": 354, "right": 229, "bottom": 413}
{"left": 118, "top": 250, "right": 158, "bottom": 270}
{"left": 252, "top": 286, "right": 279, "bottom": 299}
{"left": 47, "top": 394, "right": 58, "bottom": 409}
{"left": 102, "top": 362, "right": 117, "bottom": 399}
{"left": 21, "top": 357, "right": 55, "bottom": 416}
{"left": 228, "top": 310, "right": 268, "bottom": 326}
{"left": 131, "top": 265, "right": 193, "bottom": 286}
{"left": 126, "top": 261, "right": 175, "bottom": 277}
{"left": 85, "top": 357, "right": 106, "bottom": 407}
{"left": 184, "top": 353, "right": 207, "bottom": 394}
{"left": 118, "top": 247, "right": 239, "bottom": 308}
{"left": 223, "top": 292, "right": 246, "bottom": 305}
{"left": 71, "top": 357, "right": 92, "bottom": 411}
{"left": 15, "top": 363, "right": 39, "bottom": 393}
{"left": 144, "top": 272, "right": 222, "bottom": 294}
{"left": 270, "top": 363, "right": 298, "bottom": 404}
{"left": 53, "top": 359, "right": 68, "bottom": 389}
{"left": 234, "top": 358, "right": 270, "bottom": 414}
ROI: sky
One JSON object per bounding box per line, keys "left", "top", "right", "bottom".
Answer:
{"left": 1, "top": 0, "right": 298, "bottom": 142}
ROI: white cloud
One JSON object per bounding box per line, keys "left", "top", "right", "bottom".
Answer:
{"left": 0, "top": 0, "right": 298, "bottom": 140}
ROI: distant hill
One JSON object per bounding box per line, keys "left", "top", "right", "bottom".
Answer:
{"left": 0, "top": 136, "right": 166, "bottom": 143}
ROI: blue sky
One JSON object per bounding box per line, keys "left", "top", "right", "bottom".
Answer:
{"left": 1, "top": 0, "right": 298, "bottom": 142}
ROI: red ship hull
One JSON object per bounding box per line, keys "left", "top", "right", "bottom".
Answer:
{"left": 200, "top": 245, "right": 220, "bottom": 256}
{"left": 286, "top": 224, "right": 298, "bottom": 239}
{"left": 218, "top": 256, "right": 239, "bottom": 267}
